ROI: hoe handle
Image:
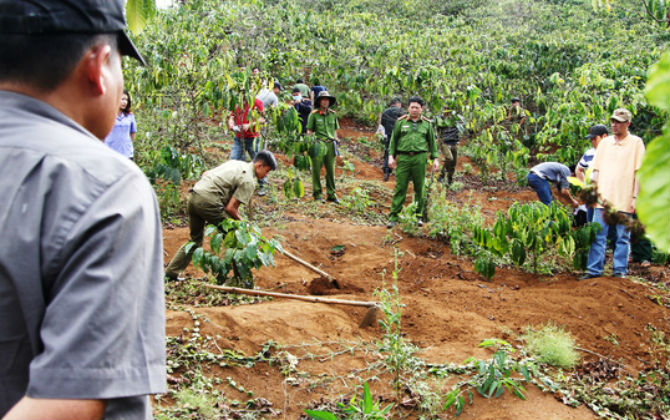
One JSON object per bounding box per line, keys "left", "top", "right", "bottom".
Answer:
{"left": 282, "top": 249, "right": 337, "bottom": 282}
{"left": 202, "top": 283, "right": 376, "bottom": 308}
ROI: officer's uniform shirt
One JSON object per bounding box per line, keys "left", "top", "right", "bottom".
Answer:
{"left": 388, "top": 115, "right": 438, "bottom": 159}
{"left": 306, "top": 108, "right": 339, "bottom": 140}
{"left": 0, "top": 91, "right": 166, "bottom": 419}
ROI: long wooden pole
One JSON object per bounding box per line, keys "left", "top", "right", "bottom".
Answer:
{"left": 202, "top": 283, "right": 376, "bottom": 308}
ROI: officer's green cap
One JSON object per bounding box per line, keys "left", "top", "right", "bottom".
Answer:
{"left": 0, "top": 0, "right": 146, "bottom": 66}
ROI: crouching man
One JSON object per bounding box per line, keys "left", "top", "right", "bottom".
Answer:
{"left": 166, "top": 151, "right": 277, "bottom": 280}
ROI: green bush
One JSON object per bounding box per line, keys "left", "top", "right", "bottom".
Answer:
{"left": 522, "top": 323, "right": 579, "bottom": 369}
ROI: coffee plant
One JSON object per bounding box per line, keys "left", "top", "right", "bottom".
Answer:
{"left": 188, "top": 220, "right": 283, "bottom": 288}
{"left": 473, "top": 202, "right": 599, "bottom": 275}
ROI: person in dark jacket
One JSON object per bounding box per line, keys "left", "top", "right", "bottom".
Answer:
{"left": 378, "top": 97, "right": 405, "bottom": 181}
{"left": 290, "top": 87, "right": 313, "bottom": 135}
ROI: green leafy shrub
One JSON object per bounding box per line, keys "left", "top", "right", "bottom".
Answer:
{"left": 522, "top": 323, "right": 579, "bottom": 369}
{"left": 474, "top": 202, "right": 599, "bottom": 274}
{"left": 189, "top": 220, "right": 282, "bottom": 288}
{"left": 444, "top": 339, "right": 537, "bottom": 417}
{"left": 144, "top": 145, "right": 205, "bottom": 184}
{"left": 341, "top": 187, "right": 373, "bottom": 213}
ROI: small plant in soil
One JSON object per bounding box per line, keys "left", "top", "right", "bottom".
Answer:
{"left": 397, "top": 202, "right": 421, "bottom": 236}
{"left": 341, "top": 187, "right": 373, "bottom": 213}
{"left": 305, "top": 382, "right": 392, "bottom": 420}
{"left": 443, "top": 339, "right": 536, "bottom": 417}
{"left": 375, "top": 251, "right": 421, "bottom": 400}
{"left": 188, "top": 219, "right": 282, "bottom": 288}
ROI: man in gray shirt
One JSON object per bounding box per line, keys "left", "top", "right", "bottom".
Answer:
{"left": 527, "top": 162, "right": 579, "bottom": 207}
{"left": 256, "top": 81, "right": 282, "bottom": 109}
{"left": 0, "top": 1, "right": 166, "bottom": 419}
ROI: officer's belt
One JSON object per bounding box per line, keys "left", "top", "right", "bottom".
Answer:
{"left": 315, "top": 137, "right": 336, "bottom": 143}
{"left": 396, "top": 150, "right": 426, "bottom": 156}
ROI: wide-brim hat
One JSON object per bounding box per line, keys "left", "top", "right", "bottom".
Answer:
{"left": 315, "top": 91, "right": 337, "bottom": 107}
{"left": 0, "top": 0, "right": 146, "bottom": 66}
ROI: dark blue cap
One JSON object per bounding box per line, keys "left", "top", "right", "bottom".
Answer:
{"left": 0, "top": 0, "right": 146, "bottom": 65}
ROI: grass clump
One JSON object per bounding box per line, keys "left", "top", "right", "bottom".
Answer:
{"left": 522, "top": 323, "right": 579, "bottom": 369}
{"left": 174, "top": 389, "right": 219, "bottom": 419}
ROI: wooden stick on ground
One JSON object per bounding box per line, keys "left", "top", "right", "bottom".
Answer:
{"left": 202, "top": 283, "right": 376, "bottom": 307}
{"left": 202, "top": 283, "right": 379, "bottom": 328}
{"left": 282, "top": 249, "right": 340, "bottom": 288}
{"left": 576, "top": 347, "right": 629, "bottom": 369}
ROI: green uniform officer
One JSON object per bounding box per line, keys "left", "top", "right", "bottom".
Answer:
{"left": 307, "top": 90, "right": 340, "bottom": 203}
{"left": 165, "top": 151, "right": 277, "bottom": 280}
{"left": 387, "top": 96, "right": 439, "bottom": 228}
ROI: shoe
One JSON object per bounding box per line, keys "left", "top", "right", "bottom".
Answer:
{"left": 166, "top": 272, "right": 185, "bottom": 282}
{"left": 417, "top": 220, "right": 424, "bottom": 227}
{"left": 327, "top": 197, "right": 340, "bottom": 204}
{"left": 641, "top": 260, "right": 651, "bottom": 268}
{"left": 387, "top": 220, "right": 396, "bottom": 229}
{"left": 314, "top": 197, "right": 325, "bottom": 203}
{"left": 578, "top": 273, "right": 600, "bottom": 280}
{"left": 612, "top": 273, "right": 626, "bottom": 278}
{"left": 257, "top": 188, "right": 266, "bottom": 196}
{"left": 383, "top": 171, "right": 390, "bottom": 182}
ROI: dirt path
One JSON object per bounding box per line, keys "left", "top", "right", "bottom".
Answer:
{"left": 161, "top": 125, "right": 669, "bottom": 419}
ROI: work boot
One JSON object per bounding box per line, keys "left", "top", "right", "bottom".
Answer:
{"left": 387, "top": 220, "right": 396, "bottom": 229}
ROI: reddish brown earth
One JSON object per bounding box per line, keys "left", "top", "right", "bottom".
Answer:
{"left": 160, "top": 125, "right": 669, "bottom": 419}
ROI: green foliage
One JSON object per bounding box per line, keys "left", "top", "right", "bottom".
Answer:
{"left": 341, "top": 187, "right": 373, "bottom": 213}
{"left": 639, "top": 50, "right": 670, "bottom": 252}
{"left": 174, "top": 389, "right": 218, "bottom": 419}
{"left": 426, "top": 188, "right": 485, "bottom": 255}
{"left": 154, "top": 182, "right": 183, "bottom": 222}
{"left": 474, "top": 202, "right": 598, "bottom": 275}
{"left": 474, "top": 255, "right": 496, "bottom": 281}
{"left": 339, "top": 382, "right": 393, "bottom": 420}
{"left": 305, "top": 410, "right": 338, "bottom": 420}
{"left": 126, "top": 0, "right": 156, "bottom": 35}
{"left": 305, "top": 382, "right": 392, "bottom": 420}
{"left": 282, "top": 167, "right": 306, "bottom": 200}
{"left": 144, "top": 145, "right": 205, "bottom": 184}
{"left": 397, "top": 202, "right": 421, "bottom": 236}
{"left": 189, "top": 220, "right": 282, "bottom": 288}
{"left": 444, "top": 339, "right": 536, "bottom": 417}
{"left": 375, "top": 251, "right": 421, "bottom": 398}
{"left": 522, "top": 323, "right": 580, "bottom": 369}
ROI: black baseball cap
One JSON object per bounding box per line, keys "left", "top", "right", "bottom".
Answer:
{"left": 0, "top": 0, "right": 146, "bottom": 66}
{"left": 274, "top": 81, "right": 283, "bottom": 91}
{"left": 585, "top": 124, "right": 609, "bottom": 139}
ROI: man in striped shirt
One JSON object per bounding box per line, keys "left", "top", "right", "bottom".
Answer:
{"left": 576, "top": 124, "right": 609, "bottom": 223}
{"left": 576, "top": 124, "right": 608, "bottom": 183}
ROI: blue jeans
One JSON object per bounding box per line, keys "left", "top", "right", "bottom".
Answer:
{"left": 527, "top": 172, "right": 552, "bottom": 205}
{"left": 586, "top": 208, "right": 631, "bottom": 276}
{"left": 230, "top": 136, "right": 267, "bottom": 188}
{"left": 229, "top": 136, "right": 256, "bottom": 161}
